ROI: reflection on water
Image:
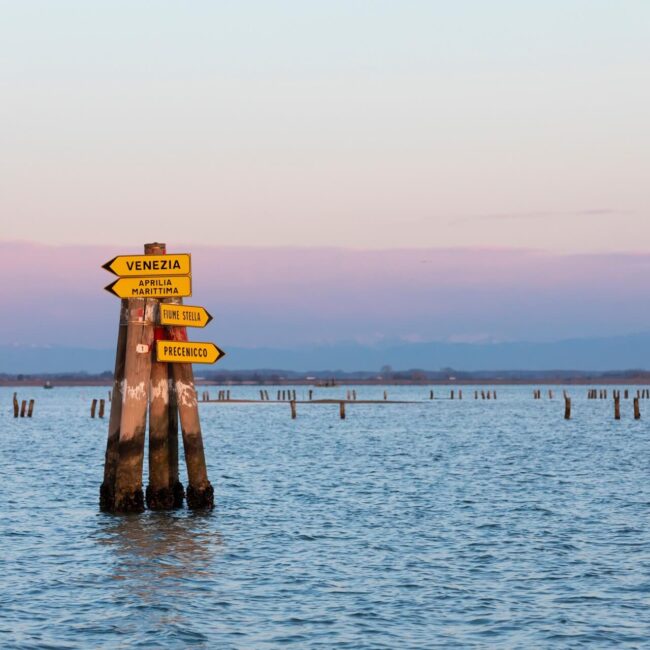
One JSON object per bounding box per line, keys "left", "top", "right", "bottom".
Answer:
{"left": 96, "top": 512, "right": 223, "bottom": 584}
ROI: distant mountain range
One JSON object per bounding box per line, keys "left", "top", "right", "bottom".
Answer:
{"left": 1, "top": 332, "right": 649, "bottom": 374}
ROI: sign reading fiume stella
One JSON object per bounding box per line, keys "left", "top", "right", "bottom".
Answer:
{"left": 100, "top": 243, "right": 224, "bottom": 515}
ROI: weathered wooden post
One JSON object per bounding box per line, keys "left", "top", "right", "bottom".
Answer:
{"left": 27, "top": 399, "right": 35, "bottom": 417}
{"left": 108, "top": 390, "right": 112, "bottom": 401}
{"left": 430, "top": 390, "right": 434, "bottom": 400}
{"left": 614, "top": 395, "right": 621, "bottom": 420}
{"left": 167, "top": 321, "right": 214, "bottom": 510}
{"left": 98, "top": 399, "right": 105, "bottom": 418}
{"left": 634, "top": 397, "right": 641, "bottom": 420}
{"left": 147, "top": 357, "right": 174, "bottom": 510}
{"left": 339, "top": 401, "right": 346, "bottom": 419}
{"left": 309, "top": 389, "right": 313, "bottom": 400}
{"left": 13, "top": 393, "right": 18, "bottom": 418}
{"left": 91, "top": 399, "right": 97, "bottom": 418}
{"left": 474, "top": 390, "right": 478, "bottom": 399}
{"left": 113, "top": 297, "right": 155, "bottom": 513}
{"left": 564, "top": 396, "right": 571, "bottom": 420}
{"left": 100, "top": 299, "right": 128, "bottom": 511}
{"left": 147, "top": 243, "right": 177, "bottom": 511}
{"left": 20, "top": 400, "right": 26, "bottom": 417}
{"left": 384, "top": 390, "right": 388, "bottom": 401}
{"left": 459, "top": 389, "right": 463, "bottom": 400}
{"left": 290, "top": 400, "right": 297, "bottom": 419}
{"left": 450, "top": 390, "right": 454, "bottom": 400}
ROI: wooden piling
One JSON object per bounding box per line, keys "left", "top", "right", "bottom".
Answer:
{"left": 108, "top": 390, "right": 112, "bottom": 402}
{"left": 98, "top": 399, "right": 105, "bottom": 418}
{"left": 450, "top": 390, "right": 454, "bottom": 400}
{"left": 112, "top": 297, "right": 155, "bottom": 513}
{"left": 100, "top": 299, "right": 128, "bottom": 512}
{"left": 309, "top": 389, "right": 313, "bottom": 400}
{"left": 91, "top": 399, "right": 97, "bottom": 418}
{"left": 459, "top": 389, "right": 463, "bottom": 400}
{"left": 481, "top": 390, "right": 485, "bottom": 399}
{"left": 430, "top": 390, "right": 434, "bottom": 400}
{"left": 290, "top": 400, "right": 297, "bottom": 419}
{"left": 474, "top": 390, "right": 478, "bottom": 399}
{"left": 383, "top": 390, "right": 387, "bottom": 401}
{"left": 20, "top": 400, "right": 26, "bottom": 417}
{"left": 564, "top": 396, "right": 571, "bottom": 419}
{"left": 614, "top": 395, "right": 621, "bottom": 420}
{"left": 27, "top": 399, "right": 35, "bottom": 417}
{"left": 13, "top": 393, "right": 18, "bottom": 418}
{"left": 146, "top": 349, "right": 174, "bottom": 510}
{"left": 339, "top": 401, "right": 346, "bottom": 419}
{"left": 634, "top": 397, "right": 641, "bottom": 420}
{"left": 167, "top": 310, "right": 213, "bottom": 510}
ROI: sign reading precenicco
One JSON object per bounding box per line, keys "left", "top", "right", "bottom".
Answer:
{"left": 156, "top": 341, "right": 224, "bottom": 364}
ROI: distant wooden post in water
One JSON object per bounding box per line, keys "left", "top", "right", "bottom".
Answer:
{"left": 27, "top": 399, "right": 35, "bottom": 418}
{"left": 614, "top": 394, "right": 621, "bottom": 420}
{"left": 98, "top": 399, "right": 105, "bottom": 418}
{"left": 564, "top": 396, "right": 571, "bottom": 420}
{"left": 339, "top": 401, "right": 346, "bottom": 419}
{"left": 634, "top": 397, "right": 641, "bottom": 420}
{"left": 91, "top": 399, "right": 97, "bottom": 418}
{"left": 13, "top": 393, "right": 19, "bottom": 418}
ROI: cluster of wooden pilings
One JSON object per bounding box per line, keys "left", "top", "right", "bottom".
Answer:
{"left": 12, "top": 393, "right": 34, "bottom": 418}
{"left": 100, "top": 243, "right": 213, "bottom": 514}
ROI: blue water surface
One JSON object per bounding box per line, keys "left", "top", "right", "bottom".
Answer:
{"left": 1, "top": 385, "right": 650, "bottom": 648}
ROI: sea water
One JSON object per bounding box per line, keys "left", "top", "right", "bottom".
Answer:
{"left": 1, "top": 385, "right": 650, "bottom": 648}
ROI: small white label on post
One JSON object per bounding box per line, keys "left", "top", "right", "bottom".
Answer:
{"left": 136, "top": 344, "right": 150, "bottom": 354}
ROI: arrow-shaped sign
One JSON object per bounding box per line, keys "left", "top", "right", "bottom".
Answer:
{"left": 159, "top": 304, "right": 213, "bottom": 328}
{"left": 103, "top": 253, "right": 191, "bottom": 277}
{"left": 156, "top": 341, "right": 225, "bottom": 364}
{"left": 105, "top": 276, "right": 192, "bottom": 299}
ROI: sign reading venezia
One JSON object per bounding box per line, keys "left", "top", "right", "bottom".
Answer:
{"left": 103, "top": 254, "right": 191, "bottom": 277}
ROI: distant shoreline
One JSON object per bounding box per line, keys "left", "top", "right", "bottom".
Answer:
{"left": 3, "top": 375, "right": 650, "bottom": 387}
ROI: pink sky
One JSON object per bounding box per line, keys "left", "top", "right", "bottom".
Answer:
{"left": 2, "top": 241, "right": 650, "bottom": 348}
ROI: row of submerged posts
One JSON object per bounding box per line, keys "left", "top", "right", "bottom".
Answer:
{"left": 193, "top": 386, "right": 649, "bottom": 422}
{"left": 12, "top": 393, "right": 34, "bottom": 417}
{"left": 99, "top": 243, "right": 225, "bottom": 514}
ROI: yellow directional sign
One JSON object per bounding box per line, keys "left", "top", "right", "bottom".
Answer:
{"left": 156, "top": 341, "right": 225, "bottom": 364}
{"left": 159, "top": 304, "right": 213, "bottom": 328}
{"left": 105, "top": 276, "right": 192, "bottom": 299}
{"left": 103, "top": 254, "right": 191, "bottom": 277}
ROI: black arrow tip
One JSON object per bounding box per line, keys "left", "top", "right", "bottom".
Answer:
{"left": 104, "top": 280, "right": 119, "bottom": 297}
{"left": 205, "top": 310, "right": 214, "bottom": 326}
{"left": 102, "top": 257, "right": 118, "bottom": 275}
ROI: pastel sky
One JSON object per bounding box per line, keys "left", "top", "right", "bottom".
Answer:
{"left": 1, "top": 1, "right": 648, "bottom": 252}
{"left": 1, "top": 3, "right": 649, "bottom": 350}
